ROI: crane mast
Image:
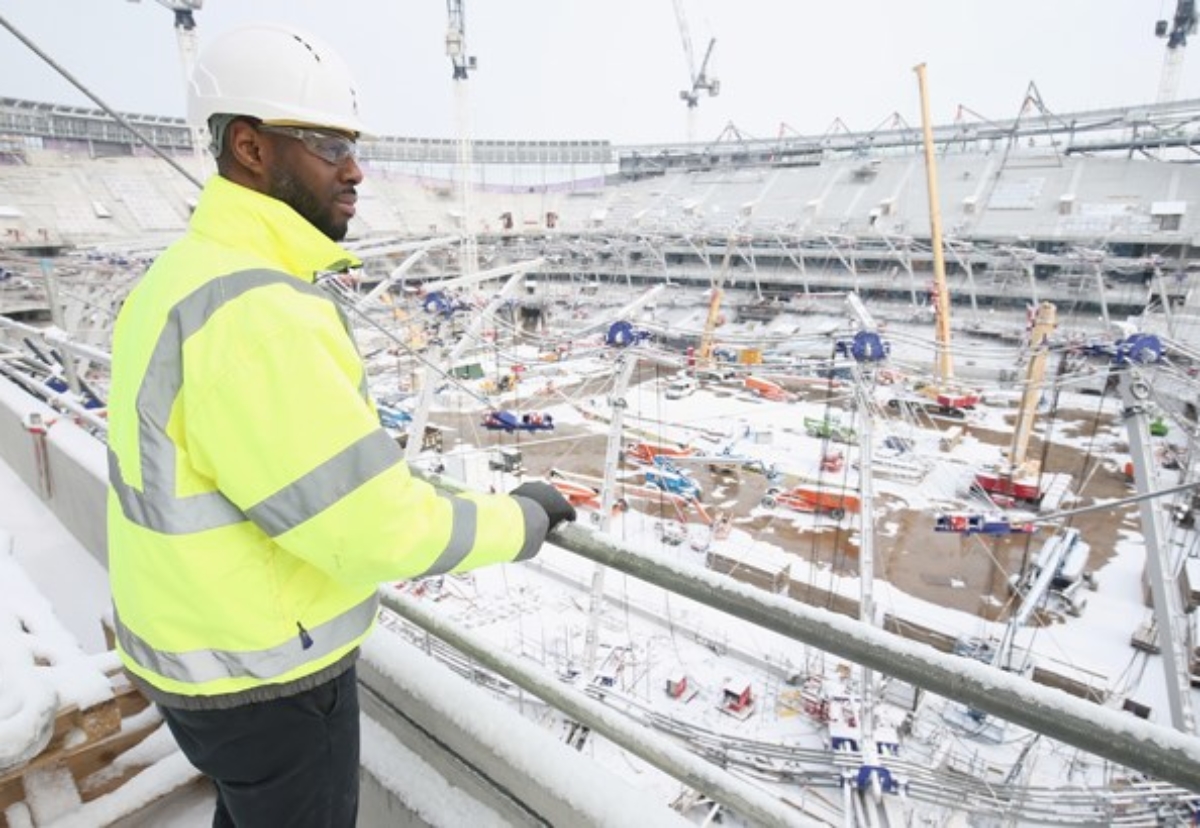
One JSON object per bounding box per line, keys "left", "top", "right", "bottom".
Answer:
{"left": 445, "top": 0, "right": 478, "bottom": 275}
{"left": 1156, "top": 0, "right": 1197, "bottom": 104}
{"left": 157, "top": 1, "right": 205, "bottom": 174}
{"left": 445, "top": 0, "right": 474, "bottom": 80}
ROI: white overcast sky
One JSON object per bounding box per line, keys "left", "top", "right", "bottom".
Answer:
{"left": 0, "top": 1, "right": 1196, "bottom": 145}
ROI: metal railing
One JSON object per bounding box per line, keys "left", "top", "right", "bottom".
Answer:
{"left": 408, "top": 466, "right": 1200, "bottom": 798}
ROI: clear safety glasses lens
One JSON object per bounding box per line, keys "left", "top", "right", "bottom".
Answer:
{"left": 259, "top": 125, "right": 358, "bottom": 165}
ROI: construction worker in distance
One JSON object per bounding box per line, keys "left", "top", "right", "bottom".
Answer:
{"left": 105, "top": 23, "right": 575, "bottom": 828}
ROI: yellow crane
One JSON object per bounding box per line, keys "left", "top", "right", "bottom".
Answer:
{"left": 695, "top": 237, "right": 736, "bottom": 368}
{"left": 974, "top": 301, "right": 1057, "bottom": 503}
{"left": 914, "top": 63, "right": 979, "bottom": 413}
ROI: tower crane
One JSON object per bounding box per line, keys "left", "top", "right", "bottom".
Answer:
{"left": 127, "top": 1, "right": 205, "bottom": 173}
{"left": 1156, "top": 0, "right": 1198, "bottom": 103}
{"left": 671, "top": 0, "right": 719, "bottom": 141}
{"left": 152, "top": 0, "right": 201, "bottom": 30}
{"left": 445, "top": 0, "right": 475, "bottom": 80}
{"left": 2, "top": 1, "right": 204, "bottom": 187}
{"left": 127, "top": 1, "right": 203, "bottom": 90}
{"left": 444, "top": 0, "right": 479, "bottom": 274}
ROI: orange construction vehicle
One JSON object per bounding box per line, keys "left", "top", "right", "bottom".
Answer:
{"left": 761, "top": 485, "right": 861, "bottom": 520}
{"left": 743, "top": 375, "right": 788, "bottom": 402}
{"left": 624, "top": 441, "right": 696, "bottom": 466}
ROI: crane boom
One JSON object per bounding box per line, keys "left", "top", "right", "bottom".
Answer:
{"left": 671, "top": 0, "right": 695, "bottom": 82}
{"left": 1009, "top": 301, "right": 1056, "bottom": 472}
{"left": 696, "top": 242, "right": 735, "bottom": 366}
{"left": 671, "top": 0, "right": 719, "bottom": 108}
{"left": 914, "top": 63, "right": 953, "bottom": 385}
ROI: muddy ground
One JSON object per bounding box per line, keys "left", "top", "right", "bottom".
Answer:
{"left": 434, "top": 374, "right": 1137, "bottom": 623}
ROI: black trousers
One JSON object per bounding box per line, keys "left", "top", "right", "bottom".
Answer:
{"left": 159, "top": 666, "right": 360, "bottom": 828}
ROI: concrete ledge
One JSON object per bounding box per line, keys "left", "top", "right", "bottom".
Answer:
{"left": 0, "top": 376, "right": 107, "bottom": 565}
{"left": 358, "top": 632, "right": 694, "bottom": 828}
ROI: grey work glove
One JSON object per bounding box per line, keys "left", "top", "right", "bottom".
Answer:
{"left": 510, "top": 481, "right": 577, "bottom": 533}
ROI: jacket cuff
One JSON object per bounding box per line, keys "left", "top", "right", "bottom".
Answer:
{"left": 511, "top": 496, "right": 549, "bottom": 561}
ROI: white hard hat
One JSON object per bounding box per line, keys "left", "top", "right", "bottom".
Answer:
{"left": 188, "top": 23, "right": 371, "bottom": 136}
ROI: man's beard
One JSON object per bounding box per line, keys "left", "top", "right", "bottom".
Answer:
{"left": 267, "top": 169, "right": 347, "bottom": 242}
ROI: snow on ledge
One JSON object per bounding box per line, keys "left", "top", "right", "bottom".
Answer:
{"left": 362, "top": 631, "right": 693, "bottom": 827}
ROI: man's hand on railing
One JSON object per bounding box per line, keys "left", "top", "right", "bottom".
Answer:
{"left": 510, "top": 481, "right": 577, "bottom": 532}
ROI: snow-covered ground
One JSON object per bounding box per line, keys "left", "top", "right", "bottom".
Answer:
{"left": 4, "top": 284, "right": 1198, "bottom": 824}
{"left": 353, "top": 289, "right": 1199, "bottom": 820}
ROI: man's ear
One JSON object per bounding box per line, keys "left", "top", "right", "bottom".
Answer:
{"left": 225, "top": 119, "right": 270, "bottom": 178}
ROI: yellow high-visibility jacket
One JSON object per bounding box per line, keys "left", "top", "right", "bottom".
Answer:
{"left": 107, "top": 175, "right": 547, "bottom": 708}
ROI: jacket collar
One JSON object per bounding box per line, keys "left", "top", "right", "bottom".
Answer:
{"left": 190, "top": 175, "right": 360, "bottom": 282}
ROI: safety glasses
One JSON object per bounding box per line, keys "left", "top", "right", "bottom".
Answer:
{"left": 257, "top": 124, "right": 358, "bottom": 166}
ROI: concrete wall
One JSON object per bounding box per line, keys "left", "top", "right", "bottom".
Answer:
{"left": 0, "top": 376, "right": 107, "bottom": 566}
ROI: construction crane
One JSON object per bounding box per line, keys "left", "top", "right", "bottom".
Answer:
{"left": 127, "top": 0, "right": 202, "bottom": 26}
{"left": 126, "top": 1, "right": 202, "bottom": 87}
{"left": 912, "top": 63, "right": 979, "bottom": 414}
{"left": 1156, "top": 0, "right": 1198, "bottom": 103}
{"left": 155, "top": 0, "right": 201, "bottom": 29}
{"left": 974, "top": 301, "right": 1057, "bottom": 503}
{"left": 695, "top": 226, "right": 744, "bottom": 369}
{"left": 445, "top": 0, "right": 475, "bottom": 80}
{"left": 126, "top": 1, "right": 206, "bottom": 174}
{"left": 694, "top": 251, "right": 729, "bottom": 368}
{"left": 445, "top": 0, "right": 479, "bottom": 274}
{"left": 671, "top": 0, "right": 718, "bottom": 141}
{"left": 0, "top": 3, "right": 204, "bottom": 187}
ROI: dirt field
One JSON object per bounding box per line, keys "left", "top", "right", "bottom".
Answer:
{"left": 433, "top": 378, "right": 1139, "bottom": 623}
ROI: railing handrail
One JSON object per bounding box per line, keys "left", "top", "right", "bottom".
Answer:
{"left": 410, "top": 466, "right": 1200, "bottom": 794}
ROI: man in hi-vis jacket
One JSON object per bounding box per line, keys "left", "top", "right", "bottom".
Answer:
{"left": 106, "top": 23, "right": 574, "bottom": 828}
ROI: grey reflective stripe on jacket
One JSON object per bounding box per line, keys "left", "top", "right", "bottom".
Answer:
{"left": 245, "top": 428, "right": 402, "bottom": 536}
{"left": 512, "top": 496, "right": 549, "bottom": 562}
{"left": 110, "top": 267, "right": 494, "bottom": 688}
{"left": 113, "top": 593, "right": 379, "bottom": 685}
{"left": 420, "top": 496, "right": 480, "bottom": 576}
{"left": 109, "top": 268, "right": 377, "bottom": 536}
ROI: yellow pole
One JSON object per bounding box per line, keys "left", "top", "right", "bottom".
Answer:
{"left": 914, "top": 63, "right": 954, "bottom": 385}
{"left": 1010, "top": 301, "right": 1057, "bottom": 472}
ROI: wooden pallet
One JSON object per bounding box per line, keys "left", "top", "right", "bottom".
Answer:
{"left": 0, "top": 670, "right": 160, "bottom": 826}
